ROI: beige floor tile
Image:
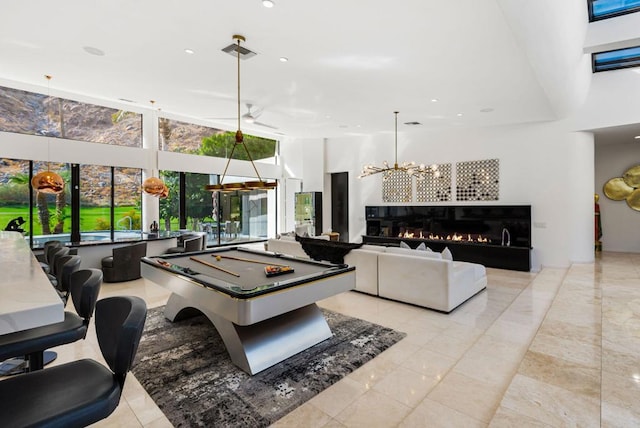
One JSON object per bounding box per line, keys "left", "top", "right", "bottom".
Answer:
{"left": 143, "top": 415, "right": 174, "bottom": 428}
{"left": 601, "top": 401, "right": 640, "bottom": 428}
{"left": 335, "top": 389, "right": 412, "bottom": 427}
{"left": 347, "top": 353, "right": 399, "bottom": 389}
{"left": 453, "top": 335, "right": 525, "bottom": 388}
{"left": 484, "top": 318, "right": 539, "bottom": 346}
{"left": 489, "top": 406, "right": 552, "bottom": 427}
{"left": 601, "top": 347, "right": 639, "bottom": 381}
{"left": 310, "top": 377, "right": 369, "bottom": 418}
{"left": 427, "top": 371, "right": 505, "bottom": 423}
{"left": 270, "top": 403, "right": 332, "bottom": 428}
{"left": 376, "top": 338, "right": 422, "bottom": 365}
{"left": 528, "top": 331, "right": 601, "bottom": 368}
{"left": 518, "top": 350, "right": 601, "bottom": 398}
{"left": 372, "top": 365, "right": 440, "bottom": 407}
{"left": 394, "top": 320, "right": 444, "bottom": 346}
{"left": 400, "top": 398, "right": 487, "bottom": 428}
{"left": 399, "top": 347, "right": 458, "bottom": 380}
{"left": 600, "top": 368, "right": 640, "bottom": 418}
{"left": 319, "top": 418, "right": 348, "bottom": 428}
{"left": 499, "top": 374, "right": 600, "bottom": 427}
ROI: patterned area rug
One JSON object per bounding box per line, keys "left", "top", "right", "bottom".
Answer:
{"left": 132, "top": 306, "right": 405, "bottom": 427}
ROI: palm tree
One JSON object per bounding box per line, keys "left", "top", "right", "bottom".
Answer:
{"left": 8, "top": 172, "right": 52, "bottom": 235}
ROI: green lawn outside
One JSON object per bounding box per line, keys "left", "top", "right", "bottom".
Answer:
{"left": 0, "top": 205, "right": 143, "bottom": 235}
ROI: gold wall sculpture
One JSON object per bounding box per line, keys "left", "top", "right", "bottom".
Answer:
{"left": 603, "top": 165, "right": 640, "bottom": 211}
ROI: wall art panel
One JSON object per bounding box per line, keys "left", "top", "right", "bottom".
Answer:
{"left": 416, "top": 163, "right": 452, "bottom": 202}
{"left": 382, "top": 170, "right": 412, "bottom": 202}
{"left": 456, "top": 159, "right": 499, "bottom": 201}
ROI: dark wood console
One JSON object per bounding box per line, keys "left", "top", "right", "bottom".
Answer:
{"left": 363, "top": 205, "right": 531, "bottom": 271}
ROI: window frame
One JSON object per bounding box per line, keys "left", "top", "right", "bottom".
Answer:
{"left": 592, "top": 45, "right": 640, "bottom": 72}
{"left": 588, "top": 0, "right": 640, "bottom": 22}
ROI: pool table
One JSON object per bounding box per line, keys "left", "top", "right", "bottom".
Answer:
{"left": 141, "top": 246, "right": 355, "bottom": 375}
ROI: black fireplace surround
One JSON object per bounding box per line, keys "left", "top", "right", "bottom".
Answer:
{"left": 362, "top": 205, "right": 531, "bottom": 271}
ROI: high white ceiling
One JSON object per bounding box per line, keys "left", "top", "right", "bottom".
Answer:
{"left": 1, "top": 0, "right": 589, "bottom": 139}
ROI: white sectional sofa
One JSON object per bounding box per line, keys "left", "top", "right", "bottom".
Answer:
{"left": 266, "top": 238, "right": 487, "bottom": 313}
{"left": 376, "top": 246, "right": 487, "bottom": 313}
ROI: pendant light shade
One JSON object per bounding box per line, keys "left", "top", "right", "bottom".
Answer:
{"left": 31, "top": 170, "right": 65, "bottom": 194}
{"left": 143, "top": 176, "right": 167, "bottom": 198}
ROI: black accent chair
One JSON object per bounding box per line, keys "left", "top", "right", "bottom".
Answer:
{"left": 0, "top": 296, "right": 147, "bottom": 428}
{"left": 0, "top": 268, "right": 102, "bottom": 372}
{"left": 52, "top": 254, "right": 82, "bottom": 304}
{"left": 101, "top": 241, "right": 147, "bottom": 283}
{"left": 165, "top": 233, "right": 204, "bottom": 254}
{"left": 38, "top": 240, "right": 63, "bottom": 274}
{"left": 47, "top": 246, "right": 70, "bottom": 286}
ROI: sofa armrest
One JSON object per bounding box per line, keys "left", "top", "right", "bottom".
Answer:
{"left": 378, "top": 253, "right": 451, "bottom": 310}
{"left": 266, "top": 239, "right": 309, "bottom": 259}
{"left": 344, "top": 249, "right": 380, "bottom": 295}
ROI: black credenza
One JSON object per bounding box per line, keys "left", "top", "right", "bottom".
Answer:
{"left": 363, "top": 205, "right": 532, "bottom": 271}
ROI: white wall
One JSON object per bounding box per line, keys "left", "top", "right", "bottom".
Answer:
{"left": 317, "top": 120, "right": 596, "bottom": 270}
{"left": 595, "top": 141, "right": 640, "bottom": 252}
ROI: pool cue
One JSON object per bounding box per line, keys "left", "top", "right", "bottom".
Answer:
{"left": 213, "top": 254, "right": 289, "bottom": 267}
{"left": 190, "top": 256, "right": 240, "bottom": 277}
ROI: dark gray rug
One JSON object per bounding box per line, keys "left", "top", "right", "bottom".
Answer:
{"left": 132, "top": 306, "right": 405, "bottom": 427}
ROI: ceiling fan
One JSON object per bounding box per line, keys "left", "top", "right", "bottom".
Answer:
{"left": 207, "top": 103, "right": 278, "bottom": 129}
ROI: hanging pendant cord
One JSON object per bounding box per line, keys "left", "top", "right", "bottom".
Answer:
{"left": 393, "top": 111, "right": 399, "bottom": 169}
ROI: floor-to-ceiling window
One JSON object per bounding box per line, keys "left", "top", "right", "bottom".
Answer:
{"left": 0, "top": 159, "right": 31, "bottom": 234}
{"left": 31, "top": 161, "right": 71, "bottom": 239}
{"left": 80, "top": 164, "right": 111, "bottom": 241}
{"left": 114, "top": 167, "right": 142, "bottom": 236}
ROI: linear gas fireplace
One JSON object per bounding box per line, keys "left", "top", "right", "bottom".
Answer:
{"left": 362, "top": 205, "right": 531, "bottom": 271}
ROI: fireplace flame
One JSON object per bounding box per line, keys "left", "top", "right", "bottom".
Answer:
{"left": 398, "top": 231, "right": 490, "bottom": 243}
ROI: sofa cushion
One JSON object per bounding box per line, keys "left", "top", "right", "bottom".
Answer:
{"left": 453, "top": 261, "right": 486, "bottom": 282}
{"left": 416, "top": 242, "right": 428, "bottom": 251}
{"left": 386, "top": 246, "right": 442, "bottom": 259}
{"left": 441, "top": 247, "right": 453, "bottom": 261}
{"left": 400, "top": 241, "right": 411, "bottom": 249}
{"left": 360, "top": 244, "right": 386, "bottom": 252}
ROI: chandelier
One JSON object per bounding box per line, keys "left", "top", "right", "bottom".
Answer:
{"left": 205, "top": 35, "right": 277, "bottom": 193}
{"left": 358, "top": 111, "right": 439, "bottom": 181}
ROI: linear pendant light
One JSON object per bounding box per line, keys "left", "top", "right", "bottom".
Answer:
{"left": 205, "top": 34, "right": 277, "bottom": 193}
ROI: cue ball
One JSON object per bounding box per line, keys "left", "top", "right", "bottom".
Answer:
{"left": 215, "top": 256, "right": 221, "bottom": 261}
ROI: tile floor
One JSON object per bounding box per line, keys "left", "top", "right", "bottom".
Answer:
{"left": 46, "top": 251, "right": 640, "bottom": 427}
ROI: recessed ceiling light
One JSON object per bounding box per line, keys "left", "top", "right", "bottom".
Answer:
{"left": 279, "top": 57, "right": 288, "bottom": 62}
{"left": 184, "top": 48, "right": 195, "bottom": 54}
{"left": 635, "top": 135, "right": 640, "bottom": 139}
{"left": 263, "top": 0, "right": 275, "bottom": 7}
{"left": 457, "top": 113, "right": 463, "bottom": 117}
{"left": 404, "top": 121, "right": 422, "bottom": 126}
{"left": 431, "top": 98, "right": 438, "bottom": 103}
{"left": 83, "top": 46, "right": 105, "bottom": 56}
{"left": 480, "top": 108, "right": 494, "bottom": 113}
